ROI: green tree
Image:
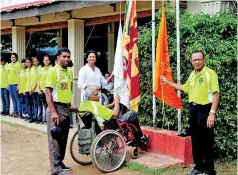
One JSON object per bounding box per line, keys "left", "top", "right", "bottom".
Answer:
{"left": 138, "top": 8, "right": 237, "bottom": 159}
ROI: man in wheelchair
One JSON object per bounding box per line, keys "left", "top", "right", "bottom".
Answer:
{"left": 79, "top": 86, "right": 149, "bottom": 147}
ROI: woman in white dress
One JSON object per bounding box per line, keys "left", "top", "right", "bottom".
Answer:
{"left": 78, "top": 50, "right": 113, "bottom": 102}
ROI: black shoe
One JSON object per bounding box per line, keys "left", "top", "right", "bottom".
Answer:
{"left": 1, "top": 111, "right": 5, "bottom": 115}
{"left": 61, "top": 163, "right": 72, "bottom": 171}
{"left": 2, "top": 112, "right": 9, "bottom": 116}
{"left": 140, "top": 135, "right": 150, "bottom": 146}
{"left": 17, "top": 113, "right": 22, "bottom": 118}
{"left": 204, "top": 170, "right": 216, "bottom": 175}
{"left": 13, "top": 113, "right": 18, "bottom": 118}
{"left": 35, "top": 121, "right": 40, "bottom": 124}
{"left": 28, "top": 119, "right": 34, "bottom": 123}
{"left": 187, "top": 168, "right": 203, "bottom": 175}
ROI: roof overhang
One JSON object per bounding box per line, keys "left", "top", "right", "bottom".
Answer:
{"left": 1, "top": 1, "right": 120, "bottom": 20}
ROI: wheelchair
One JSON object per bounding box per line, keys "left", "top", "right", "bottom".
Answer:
{"left": 69, "top": 108, "right": 149, "bottom": 173}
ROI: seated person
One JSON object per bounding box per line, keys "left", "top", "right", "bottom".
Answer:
{"left": 79, "top": 86, "right": 148, "bottom": 145}
{"left": 102, "top": 72, "right": 114, "bottom": 90}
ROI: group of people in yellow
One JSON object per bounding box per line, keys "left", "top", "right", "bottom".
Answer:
{"left": 0, "top": 52, "right": 73, "bottom": 125}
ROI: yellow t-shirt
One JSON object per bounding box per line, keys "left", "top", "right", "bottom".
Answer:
{"left": 183, "top": 66, "right": 219, "bottom": 105}
{"left": 79, "top": 100, "right": 113, "bottom": 126}
{"left": 7, "top": 62, "right": 22, "bottom": 85}
{"left": 45, "top": 64, "right": 73, "bottom": 104}
{"left": 25, "top": 67, "right": 32, "bottom": 92}
{"left": 31, "top": 65, "right": 42, "bottom": 92}
{"left": 39, "top": 65, "right": 52, "bottom": 91}
{"left": 0, "top": 63, "right": 8, "bottom": 88}
{"left": 19, "top": 69, "right": 27, "bottom": 93}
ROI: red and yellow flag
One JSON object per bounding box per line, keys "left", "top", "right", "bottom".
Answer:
{"left": 153, "top": 8, "right": 182, "bottom": 109}
{"left": 122, "top": 0, "right": 140, "bottom": 112}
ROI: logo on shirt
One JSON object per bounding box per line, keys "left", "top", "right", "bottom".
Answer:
{"left": 198, "top": 78, "right": 203, "bottom": 87}
{"left": 60, "top": 82, "right": 69, "bottom": 90}
{"left": 199, "top": 78, "right": 203, "bottom": 83}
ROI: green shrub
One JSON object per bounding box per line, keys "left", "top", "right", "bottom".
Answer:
{"left": 138, "top": 7, "right": 237, "bottom": 159}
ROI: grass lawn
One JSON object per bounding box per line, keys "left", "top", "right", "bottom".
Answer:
{"left": 124, "top": 159, "right": 237, "bottom": 175}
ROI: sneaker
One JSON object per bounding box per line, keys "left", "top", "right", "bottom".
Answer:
{"left": 58, "top": 171, "right": 69, "bottom": 175}
{"left": 61, "top": 163, "right": 72, "bottom": 171}
{"left": 13, "top": 113, "right": 18, "bottom": 118}
{"left": 1, "top": 111, "right": 5, "bottom": 115}
{"left": 52, "top": 171, "right": 69, "bottom": 175}
{"left": 188, "top": 168, "right": 204, "bottom": 175}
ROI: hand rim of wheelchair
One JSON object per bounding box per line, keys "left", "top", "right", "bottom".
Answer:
{"left": 91, "top": 130, "right": 127, "bottom": 173}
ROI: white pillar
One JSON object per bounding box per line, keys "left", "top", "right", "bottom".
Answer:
{"left": 12, "top": 26, "right": 25, "bottom": 60}
{"left": 68, "top": 19, "right": 85, "bottom": 107}
{"left": 107, "top": 22, "right": 115, "bottom": 73}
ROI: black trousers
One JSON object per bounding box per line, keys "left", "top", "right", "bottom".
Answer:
{"left": 189, "top": 103, "right": 215, "bottom": 174}
{"left": 47, "top": 103, "right": 70, "bottom": 174}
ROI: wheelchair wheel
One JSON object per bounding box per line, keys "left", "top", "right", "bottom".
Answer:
{"left": 131, "top": 147, "right": 139, "bottom": 159}
{"left": 91, "top": 130, "right": 126, "bottom": 173}
{"left": 70, "top": 130, "right": 92, "bottom": 165}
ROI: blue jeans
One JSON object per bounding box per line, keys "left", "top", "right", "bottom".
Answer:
{"left": 25, "top": 92, "right": 32, "bottom": 119}
{"left": 39, "top": 92, "right": 48, "bottom": 122}
{"left": 20, "top": 93, "right": 26, "bottom": 116}
{"left": 8, "top": 85, "right": 21, "bottom": 114}
{"left": 70, "top": 115, "right": 73, "bottom": 126}
{"left": 32, "top": 92, "right": 42, "bottom": 121}
{"left": 42, "top": 104, "right": 48, "bottom": 122}
{"left": 1, "top": 88, "right": 10, "bottom": 113}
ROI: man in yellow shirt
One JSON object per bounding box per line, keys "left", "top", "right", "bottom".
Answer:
{"left": 79, "top": 86, "right": 148, "bottom": 146}
{"left": 161, "top": 50, "right": 219, "bottom": 175}
{"left": 0, "top": 57, "right": 10, "bottom": 115}
{"left": 45, "top": 48, "right": 73, "bottom": 175}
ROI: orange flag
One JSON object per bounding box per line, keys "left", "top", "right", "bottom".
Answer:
{"left": 153, "top": 8, "right": 182, "bottom": 109}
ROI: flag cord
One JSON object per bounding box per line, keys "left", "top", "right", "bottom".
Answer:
{"left": 161, "top": 66, "right": 165, "bottom": 129}
{"left": 120, "top": 0, "right": 121, "bottom": 21}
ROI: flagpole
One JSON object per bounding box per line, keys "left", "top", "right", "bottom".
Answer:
{"left": 152, "top": 0, "right": 156, "bottom": 128}
{"left": 176, "top": 0, "right": 182, "bottom": 134}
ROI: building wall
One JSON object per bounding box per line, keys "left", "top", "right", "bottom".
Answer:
{"left": 187, "top": 0, "right": 237, "bottom": 14}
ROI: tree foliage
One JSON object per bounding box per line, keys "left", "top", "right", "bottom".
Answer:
{"left": 138, "top": 8, "right": 237, "bottom": 159}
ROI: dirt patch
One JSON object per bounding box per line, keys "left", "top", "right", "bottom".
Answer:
{"left": 1, "top": 123, "right": 138, "bottom": 175}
